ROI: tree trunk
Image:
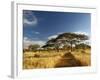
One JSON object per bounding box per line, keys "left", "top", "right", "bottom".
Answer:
{"left": 70, "top": 41, "right": 73, "bottom": 52}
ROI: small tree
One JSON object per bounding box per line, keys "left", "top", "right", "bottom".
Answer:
{"left": 28, "top": 44, "right": 40, "bottom": 51}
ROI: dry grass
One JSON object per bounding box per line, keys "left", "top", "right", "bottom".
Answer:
{"left": 23, "top": 49, "right": 91, "bottom": 69}
{"left": 73, "top": 49, "right": 91, "bottom": 66}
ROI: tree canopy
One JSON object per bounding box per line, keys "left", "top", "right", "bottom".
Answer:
{"left": 44, "top": 32, "right": 89, "bottom": 52}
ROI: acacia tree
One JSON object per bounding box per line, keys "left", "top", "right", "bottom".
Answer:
{"left": 43, "top": 32, "right": 88, "bottom": 52}
{"left": 44, "top": 38, "right": 59, "bottom": 51}
{"left": 55, "top": 32, "right": 88, "bottom": 52}
{"left": 28, "top": 44, "right": 40, "bottom": 51}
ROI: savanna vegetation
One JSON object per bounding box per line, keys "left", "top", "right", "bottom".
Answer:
{"left": 23, "top": 32, "right": 91, "bottom": 69}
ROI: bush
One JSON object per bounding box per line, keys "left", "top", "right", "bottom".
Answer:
{"left": 34, "top": 54, "right": 40, "bottom": 58}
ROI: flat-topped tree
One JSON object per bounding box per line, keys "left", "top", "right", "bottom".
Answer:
{"left": 42, "top": 38, "right": 55, "bottom": 49}
{"left": 46, "top": 38, "right": 56, "bottom": 45}
{"left": 45, "top": 38, "right": 59, "bottom": 51}
{"left": 43, "top": 32, "right": 89, "bottom": 52}
{"left": 56, "top": 32, "right": 88, "bottom": 52}
{"left": 42, "top": 38, "right": 62, "bottom": 52}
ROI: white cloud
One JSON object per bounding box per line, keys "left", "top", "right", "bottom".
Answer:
{"left": 24, "top": 18, "right": 37, "bottom": 25}
{"left": 57, "top": 32, "right": 64, "bottom": 35}
{"left": 35, "top": 32, "right": 40, "bottom": 34}
{"left": 23, "top": 10, "right": 38, "bottom": 26}
{"left": 74, "top": 31, "right": 88, "bottom": 35}
{"left": 32, "top": 31, "right": 40, "bottom": 34}
{"left": 23, "top": 37, "right": 45, "bottom": 49}
{"left": 24, "top": 37, "right": 29, "bottom": 41}
{"left": 48, "top": 34, "right": 58, "bottom": 40}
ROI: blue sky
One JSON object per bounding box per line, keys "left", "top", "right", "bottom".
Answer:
{"left": 23, "top": 10, "right": 91, "bottom": 48}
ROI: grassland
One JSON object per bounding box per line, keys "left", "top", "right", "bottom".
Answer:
{"left": 23, "top": 49, "right": 91, "bottom": 69}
